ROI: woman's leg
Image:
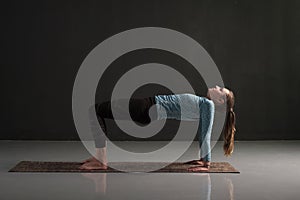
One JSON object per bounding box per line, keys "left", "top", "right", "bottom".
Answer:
{"left": 91, "top": 97, "right": 156, "bottom": 147}
{"left": 80, "top": 97, "right": 156, "bottom": 169}
{"left": 80, "top": 103, "right": 111, "bottom": 169}
{"left": 198, "top": 100, "right": 215, "bottom": 163}
{"left": 92, "top": 103, "right": 110, "bottom": 148}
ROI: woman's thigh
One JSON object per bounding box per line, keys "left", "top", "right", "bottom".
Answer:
{"left": 96, "top": 97, "right": 154, "bottom": 124}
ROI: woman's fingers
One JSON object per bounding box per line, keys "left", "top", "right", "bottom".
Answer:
{"left": 187, "top": 166, "right": 210, "bottom": 172}
{"left": 184, "top": 159, "right": 204, "bottom": 165}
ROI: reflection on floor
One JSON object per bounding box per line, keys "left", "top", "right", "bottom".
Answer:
{"left": 0, "top": 141, "right": 299, "bottom": 200}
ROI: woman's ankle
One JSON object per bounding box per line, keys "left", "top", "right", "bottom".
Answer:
{"left": 95, "top": 147, "right": 107, "bottom": 165}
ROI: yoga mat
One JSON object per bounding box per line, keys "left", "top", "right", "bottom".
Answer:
{"left": 9, "top": 161, "right": 239, "bottom": 173}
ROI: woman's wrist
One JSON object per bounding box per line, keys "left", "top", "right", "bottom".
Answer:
{"left": 203, "top": 161, "right": 211, "bottom": 167}
{"left": 200, "top": 159, "right": 211, "bottom": 167}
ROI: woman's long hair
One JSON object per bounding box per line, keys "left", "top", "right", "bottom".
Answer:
{"left": 223, "top": 91, "right": 236, "bottom": 156}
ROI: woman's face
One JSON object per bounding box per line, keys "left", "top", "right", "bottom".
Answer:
{"left": 207, "top": 85, "right": 230, "bottom": 105}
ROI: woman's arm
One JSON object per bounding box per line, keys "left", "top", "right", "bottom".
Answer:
{"left": 198, "top": 98, "right": 215, "bottom": 162}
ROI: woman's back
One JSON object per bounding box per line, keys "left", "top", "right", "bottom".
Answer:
{"left": 155, "top": 93, "right": 213, "bottom": 121}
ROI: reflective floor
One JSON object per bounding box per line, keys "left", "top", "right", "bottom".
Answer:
{"left": 0, "top": 140, "right": 300, "bottom": 200}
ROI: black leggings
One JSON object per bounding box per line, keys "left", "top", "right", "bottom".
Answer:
{"left": 89, "top": 96, "right": 156, "bottom": 148}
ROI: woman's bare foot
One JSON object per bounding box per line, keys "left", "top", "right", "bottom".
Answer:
{"left": 80, "top": 147, "right": 108, "bottom": 169}
{"left": 187, "top": 161, "right": 210, "bottom": 172}
{"left": 184, "top": 158, "right": 205, "bottom": 166}
{"left": 79, "top": 161, "right": 108, "bottom": 170}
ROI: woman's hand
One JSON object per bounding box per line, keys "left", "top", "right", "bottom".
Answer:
{"left": 184, "top": 159, "right": 205, "bottom": 165}
{"left": 187, "top": 165, "right": 210, "bottom": 172}
{"left": 185, "top": 159, "right": 211, "bottom": 172}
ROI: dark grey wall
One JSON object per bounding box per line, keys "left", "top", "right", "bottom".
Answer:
{"left": 1, "top": 0, "right": 299, "bottom": 140}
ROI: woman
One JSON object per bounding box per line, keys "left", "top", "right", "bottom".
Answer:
{"left": 79, "top": 86, "right": 236, "bottom": 172}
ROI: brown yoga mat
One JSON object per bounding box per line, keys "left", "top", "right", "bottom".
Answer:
{"left": 9, "top": 161, "right": 239, "bottom": 173}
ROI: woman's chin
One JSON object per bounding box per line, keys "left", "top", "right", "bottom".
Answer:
{"left": 206, "top": 92, "right": 211, "bottom": 99}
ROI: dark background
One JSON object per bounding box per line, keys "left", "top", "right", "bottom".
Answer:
{"left": 1, "top": 0, "right": 299, "bottom": 141}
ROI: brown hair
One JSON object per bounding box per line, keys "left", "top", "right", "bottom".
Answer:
{"left": 223, "top": 90, "right": 236, "bottom": 156}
